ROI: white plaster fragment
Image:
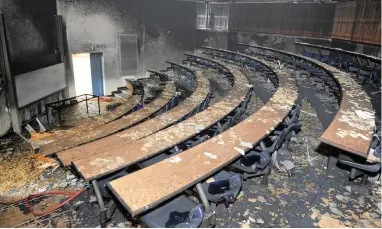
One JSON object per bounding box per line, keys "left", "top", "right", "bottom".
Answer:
{"left": 355, "top": 110, "right": 375, "bottom": 120}
{"left": 336, "top": 129, "right": 369, "bottom": 140}
{"left": 204, "top": 152, "right": 217, "bottom": 159}
{"left": 36, "top": 139, "right": 55, "bottom": 145}
{"left": 90, "top": 158, "right": 111, "bottom": 166}
{"left": 240, "top": 141, "right": 253, "bottom": 148}
{"left": 115, "top": 157, "right": 125, "bottom": 164}
{"left": 119, "top": 133, "right": 129, "bottom": 138}
{"left": 195, "top": 124, "right": 205, "bottom": 133}
{"left": 218, "top": 141, "right": 225, "bottom": 145}
{"left": 168, "top": 156, "right": 182, "bottom": 164}
{"left": 206, "top": 177, "right": 215, "bottom": 183}
{"left": 234, "top": 147, "right": 246, "bottom": 156}
{"left": 160, "top": 115, "right": 172, "bottom": 120}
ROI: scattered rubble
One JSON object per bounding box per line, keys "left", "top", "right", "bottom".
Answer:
{"left": 318, "top": 213, "right": 345, "bottom": 228}
{"left": 0, "top": 66, "right": 381, "bottom": 228}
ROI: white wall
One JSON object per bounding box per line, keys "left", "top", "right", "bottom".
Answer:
{"left": 15, "top": 63, "right": 66, "bottom": 108}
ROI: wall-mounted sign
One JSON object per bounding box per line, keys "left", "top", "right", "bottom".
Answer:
{"left": 83, "top": 44, "right": 106, "bottom": 52}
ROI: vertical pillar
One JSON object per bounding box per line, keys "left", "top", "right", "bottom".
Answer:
{"left": 55, "top": 15, "right": 65, "bottom": 63}
{"left": 0, "top": 14, "right": 21, "bottom": 133}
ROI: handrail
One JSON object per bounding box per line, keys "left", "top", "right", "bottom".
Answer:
{"left": 45, "top": 93, "right": 101, "bottom": 125}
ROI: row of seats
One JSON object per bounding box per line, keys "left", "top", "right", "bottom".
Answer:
{"left": 237, "top": 43, "right": 380, "bottom": 184}
{"left": 295, "top": 42, "right": 381, "bottom": 87}
{"left": 33, "top": 83, "right": 141, "bottom": 146}
{"left": 41, "top": 79, "right": 178, "bottom": 155}
{"left": 73, "top": 57, "right": 251, "bottom": 181}
{"left": 57, "top": 64, "right": 212, "bottom": 167}
{"left": 104, "top": 49, "right": 298, "bottom": 227}
{"left": 73, "top": 54, "right": 254, "bottom": 227}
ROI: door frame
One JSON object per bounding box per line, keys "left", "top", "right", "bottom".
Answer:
{"left": 89, "top": 51, "right": 106, "bottom": 96}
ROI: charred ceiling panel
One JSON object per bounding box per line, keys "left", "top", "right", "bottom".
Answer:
{"left": 1, "top": 0, "right": 58, "bottom": 62}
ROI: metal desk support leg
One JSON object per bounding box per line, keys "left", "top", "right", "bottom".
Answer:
{"left": 98, "top": 96, "right": 101, "bottom": 115}
{"left": 196, "top": 183, "right": 214, "bottom": 227}
{"left": 92, "top": 180, "right": 108, "bottom": 228}
{"left": 85, "top": 94, "right": 89, "bottom": 114}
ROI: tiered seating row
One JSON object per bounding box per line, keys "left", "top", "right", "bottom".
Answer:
{"left": 236, "top": 43, "right": 375, "bottom": 159}
{"left": 107, "top": 50, "right": 298, "bottom": 218}
{"left": 73, "top": 61, "right": 251, "bottom": 181}
{"left": 42, "top": 80, "right": 178, "bottom": 155}
{"left": 34, "top": 83, "right": 141, "bottom": 146}
{"left": 57, "top": 65, "right": 212, "bottom": 166}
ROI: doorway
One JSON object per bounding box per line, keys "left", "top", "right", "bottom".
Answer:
{"left": 72, "top": 52, "right": 104, "bottom": 96}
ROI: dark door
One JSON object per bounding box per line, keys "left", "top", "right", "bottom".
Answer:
{"left": 90, "top": 53, "right": 104, "bottom": 96}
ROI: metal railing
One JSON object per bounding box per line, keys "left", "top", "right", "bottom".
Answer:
{"left": 45, "top": 94, "right": 100, "bottom": 125}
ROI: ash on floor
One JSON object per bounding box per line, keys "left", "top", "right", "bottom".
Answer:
{"left": 214, "top": 99, "right": 381, "bottom": 228}
{"left": 48, "top": 96, "right": 125, "bottom": 128}
{"left": 0, "top": 68, "right": 380, "bottom": 228}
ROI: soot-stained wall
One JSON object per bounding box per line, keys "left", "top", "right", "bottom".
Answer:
{"left": 142, "top": 0, "right": 196, "bottom": 71}
{"left": 0, "top": 0, "right": 58, "bottom": 62}
{"left": 228, "top": 32, "right": 332, "bottom": 54}
{"left": 229, "top": 2, "right": 336, "bottom": 39}
{"left": 196, "top": 30, "right": 229, "bottom": 49}
{"left": 226, "top": 31, "right": 380, "bottom": 58}
{"left": 58, "top": 0, "right": 196, "bottom": 96}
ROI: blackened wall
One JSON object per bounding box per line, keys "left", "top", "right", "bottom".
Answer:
{"left": 142, "top": 0, "right": 196, "bottom": 71}
{"left": 227, "top": 31, "right": 332, "bottom": 55}
{"left": 229, "top": 2, "right": 337, "bottom": 39}
{"left": 227, "top": 31, "right": 380, "bottom": 58}
{"left": 0, "top": 0, "right": 58, "bottom": 62}
{"left": 196, "top": 30, "right": 229, "bottom": 49}
{"left": 0, "top": 0, "right": 63, "bottom": 134}
{"left": 58, "top": 0, "right": 196, "bottom": 96}
{"left": 332, "top": 0, "right": 381, "bottom": 45}
{"left": 58, "top": 0, "right": 141, "bottom": 96}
